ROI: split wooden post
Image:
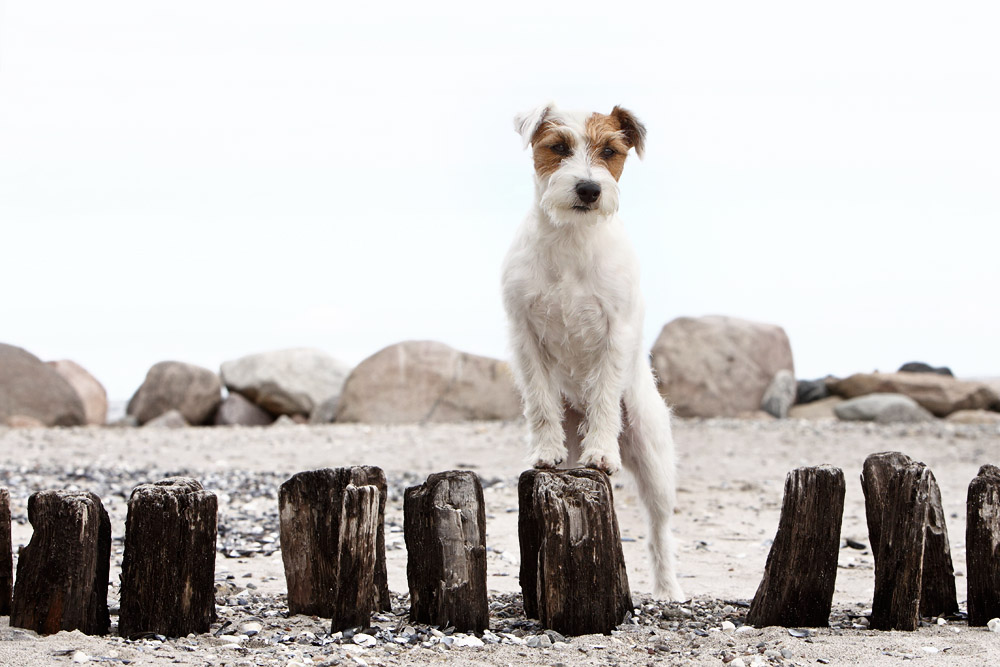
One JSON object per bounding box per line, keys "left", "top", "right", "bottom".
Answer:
{"left": 118, "top": 477, "right": 218, "bottom": 638}
{"left": 518, "top": 468, "right": 632, "bottom": 636}
{"left": 861, "top": 451, "right": 957, "bottom": 630}
{"left": 279, "top": 467, "right": 387, "bottom": 631}
{"left": 967, "top": 464, "right": 1000, "bottom": 626}
{"left": 1, "top": 488, "right": 11, "bottom": 615}
{"left": 746, "top": 465, "right": 845, "bottom": 628}
{"left": 404, "top": 470, "right": 488, "bottom": 632}
{"left": 10, "top": 490, "right": 111, "bottom": 635}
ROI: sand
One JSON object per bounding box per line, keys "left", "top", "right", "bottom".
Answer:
{"left": 1, "top": 417, "right": 999, "bottom": 665}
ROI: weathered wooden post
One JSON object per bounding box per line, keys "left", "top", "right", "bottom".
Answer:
{"left": 1, "top": 488, "right": 11, "bottom": 615}
{"left": 746, "top": 465, "right": 845, "bottom": 627}
{"left": 967, "top": 464, "right": 1000, "bottom": 626}
{"left": 279, "top": 467, "right": 387, "bottom": 631}
{"left": 404, "top": 470, "right": 488, "bottom": 632}
{"left": 518, "top": 468, "right": 631, "bottom": 636}
{"left": 10, "top": 490, "right": 111, "bottom": 635}
{"left": 118, "top": 477, "right": 218, "bottom": 638}
{"left": 861, "top": 451, "right": 957, "bottom": 630}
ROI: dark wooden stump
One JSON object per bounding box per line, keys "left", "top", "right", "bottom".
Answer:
{"left": 746, "top": 465, "right": 845, "bottom": 628}
{"left": 518, "top": 468, "right": 632, "bottom": 636}
{"left": 1, "top": 488, "right": 11, "bottom": 616}
{"left": 967, "top": 464, "right": 1000, "bottom": 626}
{"left": 279, "top": 467, "right": 386, "bottom": 630}
{"left": 118, "top": 477, "right": 218, "bottom": 638}
{"left": 10, "top": 490, "right": 111, "bottom": 635}
{"left": 404, "top": 470, "right": 487, "bottom": 632}
{"left": 861, "top": 451, "right": 957, "bottom": 630}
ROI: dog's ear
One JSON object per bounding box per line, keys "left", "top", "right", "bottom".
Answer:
{"left": 514, "top": 103, "right": 554, "bottom": 150}
{"left": 611, "top": 106, "right": 647, "bottom": 159}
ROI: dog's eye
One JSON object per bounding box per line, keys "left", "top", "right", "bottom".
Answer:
{"left": 602, "top": 147, "right": 617, "bottom": 158}
{"left": 551, "top": 143, "right": 569, "bottom": 155}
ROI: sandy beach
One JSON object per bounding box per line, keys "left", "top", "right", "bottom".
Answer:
{"left": 1, "top": 417, "right": 999, "bottom": 665}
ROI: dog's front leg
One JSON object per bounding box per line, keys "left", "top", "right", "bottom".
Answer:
{"left": 511, "top": 329, "right": 567, "bottom": 468}
{"left": 578, "top": 333, "right": 627, "bottom": 475}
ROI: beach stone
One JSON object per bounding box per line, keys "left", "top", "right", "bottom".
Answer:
{"left": 761, "top": 369, "right": 796, "bottom": 418}
{"left": 788, "top": 396, "right": 843, "bottom": 420}
{"left": 220, "top": 348, "right": 350, "bottom": 417}
{"left": 834, "top": 393, "right": 935, "bottom": 423}
{"left": 46, "top": 360, "right": 108, "bottom": 425}
{"left": 143, "top": 409, "right": 189, "bottom": 429}
{"left": 127, "top": 361, "right": 221, "bottom": 425}
{"left": 3, "top": 415, "right": 46, "bottom": 428}
{"left": 309, "top": 395, "right": 339, "bottom": 424}
{"left": 650, "top": 316, "right": 795, "bottom": 418}
{"left": 899, "top": 362, "right": 953, "bottom": 377}
{"left": 796, "top": 377, "right": 833, "bottom": 405}
{"left": 827, "top": 372, "right": 999, "bottom": 417}
{"left": 213, "top": 393, "right": 274, "bottom": 427}
{"left": 946, "top": 410, "right": 1000, "bottom": 425}
{"left": 336, "top": 340, "right": 521, "bottom": 423}
{"left": 0, "top": 343, "right": 86, "bottom": 427}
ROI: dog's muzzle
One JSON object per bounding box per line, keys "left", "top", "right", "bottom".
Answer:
{"left": 574, "top": 180, "right": 601, "bottom": 207}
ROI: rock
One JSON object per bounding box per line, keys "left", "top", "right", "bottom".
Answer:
{"left": 828, "top": 372, "right": 999, "bottom": 417}
{"left": 650, "top": 316, "right": 795, "bottom": 418}
{"left": 788, "top": 396, "right": 843, "bottom": 420}
{"left": 833, "top": 393, "right": 935, "bottom": 423}
{"left": 46, "top": 361, "right": 108, "bottom": 425}
{"left": 945, "top": 410, "right": 1000, "bottom": 425}
{"left": 0, "top": 343, "right": 86, "bottom": 426}
{"left": 899, "top": 362, "right": 953, "bottom": 377}
{"left": 309, "top": 395, "right": 339, "bottom": 425}
{"left": 213, "top": 393, "right": 274, "bottom": 427}
{"left": 796, "top": 377, "right": 833, "bottom": 405}
{"left": 142, "top": 409, "right": 189, "bottom": 429}
{"left": 3, "top": 415, "right": 46, "bottom": 428}
{"left": 988, "top": 618, "right": 1000, "bottom": 633}
{"left": 761, "top": 370, "right": 796, "bottom": 418}
{"left": 220, "top": 349, "right": 349, "bottom": 418}
{"left": 336, "top": 341, "right": 521, "bottom": 423}
{"left": 127, "top": 362, "right": 221, "bottom": 425}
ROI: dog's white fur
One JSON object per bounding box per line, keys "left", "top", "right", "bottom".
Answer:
{"left": 502, "top": 103, "right": 683, "bottom": 600}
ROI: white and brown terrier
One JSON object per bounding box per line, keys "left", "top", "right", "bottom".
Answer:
{"left": 502, "top": 103, "right": 683, "bottom": 600}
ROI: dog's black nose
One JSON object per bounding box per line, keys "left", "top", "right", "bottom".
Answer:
{"left": 575, "top": 180, "right": 601, "bottom": 204}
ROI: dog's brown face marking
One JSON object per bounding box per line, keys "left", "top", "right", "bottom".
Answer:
{"left": 585, "top": 113, "right": 631, "bottom": 181}
{"left": 529, "top": 106, "right": 646, "bottom": 182}
{"left": 531, "top": 122, "right": 574, "bottom": 178}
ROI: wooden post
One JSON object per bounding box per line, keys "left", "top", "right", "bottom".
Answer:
{"left": 279, "top": 467, "right": 386, "bottom": 630}
{"left": 746, "top": 465, "right": 845, "bottom": 628}
{"left": 861, "top": 451, "right": 958, "bottom": 627}
{"left": 518, "top": 468, "right": 632, "bottom": 636}
{"left": 10, "top": 490, "right": 111, "bottom": 635}
{"left": 1, "top": 488, "right": 11, "bottom": 616}
{"left": 967, "top": 464, "right": 1000, "bottom": 626}
{"left": 118, "top": 477, "right": 218, "bottom": 638}
{"left": 404, "top": 470, "right": 487, "bottom": 632}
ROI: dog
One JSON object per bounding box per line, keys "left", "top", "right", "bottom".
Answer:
{"left": 501, "top": 103, "right": 683, "bottom": 600}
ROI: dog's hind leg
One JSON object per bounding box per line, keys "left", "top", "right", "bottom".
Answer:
{"left": 621, "top": 372, "right": 685, "bottom": 601}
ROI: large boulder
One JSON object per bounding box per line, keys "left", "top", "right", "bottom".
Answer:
{"left": 827, "top": 372, "right": 999, "bottom": 417}
{"left": 650, "top": 316, "right": 795, "bottom": 418}
{"left": 220, "top": 348, "right": 350, "bottom": 417}
{"left": 833, "top": 393, "right": 935, "bottom": 423}
{"left": 760, "top": 369, "right": 796, "bottom": 419}
{"left": 214, "top": 392, "right": 275, "bottom": 427}
{"left": 336, "top": 340, "right": 521, "bottom": 423}
{"left": 127, "top": 361, "right": 222, "bottom": 425}
{"left": 46, "top": 360, "right": 108, "bottom": 425}
{"left": 0, "top": 343, "right": 86, "bottom": 426}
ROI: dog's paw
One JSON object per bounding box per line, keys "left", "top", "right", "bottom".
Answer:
{"left": 530, "top": 446, "right": 568, "bottom": 469}
{"left": 579, "top": 449, "right": 622, "bottom": 475}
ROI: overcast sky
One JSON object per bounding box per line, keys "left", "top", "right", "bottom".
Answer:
{"left": 2, "top": 1, "right": 998, "bottom": 399}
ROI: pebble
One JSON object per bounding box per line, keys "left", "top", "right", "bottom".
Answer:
{"left": 988, "top": 618, "right": 1000, "bottom": 633}
{"left": 454, "top": 635, "right": 485, "bottom": 647}
{"left": 72, "top": 652, "right": 91, "bottom": 664}
{"left": 921, "top": 646, "right": 939, "bottom": 654}
{"left": 241, "top": 621, "right": 263, "bottom": 636}
{"left": 721, "top": 621, "right": 736, "bottom": 632}
{"left": 352, "top": 633, "right": 377, "bottom": 648}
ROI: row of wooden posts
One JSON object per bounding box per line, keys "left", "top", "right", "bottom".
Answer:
{"left": 0, "top": 466, "right": 630, "bottom": 638}
{"left": 1, "top": 454, "right": 998, "bottom": 639}
{"left": 746, "top": 453, "right": 1000, "bottom": 631}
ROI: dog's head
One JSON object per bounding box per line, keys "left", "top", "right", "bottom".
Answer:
{"left": 514, "top": 103, "right": 646, "bottom": 227}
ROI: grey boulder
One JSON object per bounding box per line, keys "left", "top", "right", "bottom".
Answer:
{"left": 761, "top": 369, "right": 797, "bottom": 418}
{"left": 335, "top": 340, "right": 521, "bottom": 424}
{"left": 214, "top": 392, "right": 275, "bottom": 426}
{"left": 46, "top": 359, "right": 108, "bottom": 425}
{"left": 0, "top": 343, "right": 86, "bottom": 427}
{"left": 833, "top": 393, "right": 935, "bottom": 423}
{"left": 127, "top": 361, "right": 222, "bottom": 425}
{"left": 220, "top": 348, "right": 350, "bottom": 417}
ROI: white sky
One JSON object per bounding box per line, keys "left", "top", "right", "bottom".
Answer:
{"left": 2, "top": 1, "right": 998, "bottom": 400}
